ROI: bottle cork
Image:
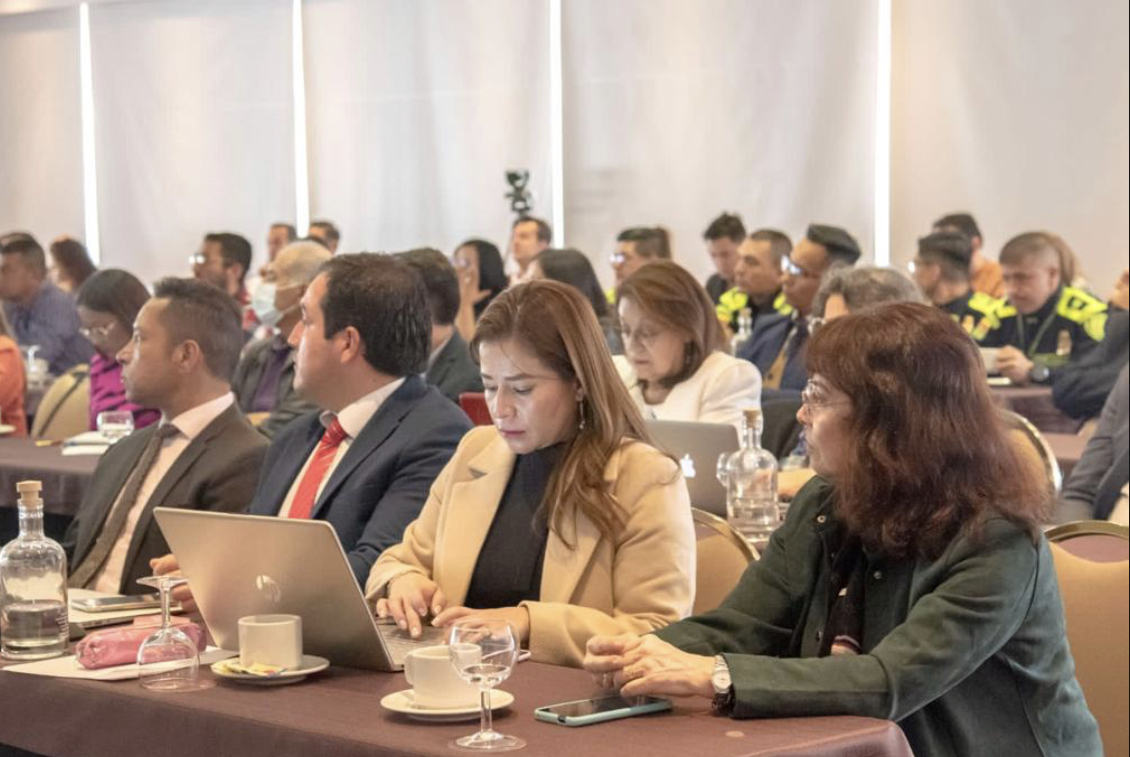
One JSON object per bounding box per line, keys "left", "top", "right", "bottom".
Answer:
{"left": 16, "top": 480, "right": 44, "bottom": 509}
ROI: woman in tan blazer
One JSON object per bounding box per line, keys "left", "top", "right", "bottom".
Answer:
{"left": 366, "top": 280, "right": 695, "bottom": 667}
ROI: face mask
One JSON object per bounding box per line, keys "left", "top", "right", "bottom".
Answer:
{"left": 251, "top": 283, "right": 283, "bottom": 329}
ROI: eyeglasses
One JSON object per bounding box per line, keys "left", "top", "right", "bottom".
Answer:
{"left": 620, "top": 326, "right": 662, "bottom": 349}
{"left": 79, "top": 322, "right": 116, "bottom": 341}
{"left": 610, "top": 252, "right": 627, "bottom": 266}
{"left": 188, "top": 252, "right": 207, "bottom": 267}
{"left": 785, "top": 260, "right": 819, "bottom": 279}
{"left": 801, "top": 380, "right": 850, "bottom": 410}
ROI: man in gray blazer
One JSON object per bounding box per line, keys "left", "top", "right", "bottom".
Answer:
{"left": 399, "top": 248, "right": 484, "bottom": 403}
{"left": 64, "top": 278, "right": 267, "bottom": 595}
{"left": 234, "top": 241, "right": 330, "bottom": 437}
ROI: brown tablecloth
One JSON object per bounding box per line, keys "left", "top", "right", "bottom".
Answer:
{"left": 0, "top": 660, "right": 913, "bottom": 757}
{"left": 1044, "top": 433, "right": 1089, "bottom": 479}
{"left": 991, "top": 385, "right": 1082, "bottom": 434}
{"left": 0, "top": 437, "right": 100, "bottom": 515}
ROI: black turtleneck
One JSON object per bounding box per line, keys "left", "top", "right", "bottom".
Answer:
{"left": 463, "top": 442, "right": 565, "bottom": 609}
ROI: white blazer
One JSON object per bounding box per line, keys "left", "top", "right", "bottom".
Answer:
{"left": 614, "top": 350, "right": 761, "bottom": 432}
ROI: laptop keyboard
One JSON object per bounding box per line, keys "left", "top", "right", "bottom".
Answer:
{"left": 377, "top": 623, "right": 446, "bottom": 666}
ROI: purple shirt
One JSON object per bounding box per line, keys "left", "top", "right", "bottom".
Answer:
{"left": 87, "top": 352, "right": 160, "bottom": 431}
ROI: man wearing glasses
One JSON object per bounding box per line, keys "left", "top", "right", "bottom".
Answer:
{"left": 736, "top": 224, "right": 861, "bottom": 391}
{"left": 190, "top": 231, "right": 257, "bottom": 337}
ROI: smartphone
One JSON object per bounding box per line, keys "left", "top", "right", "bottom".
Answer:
{"left": 71, "top": 594, "right": 163, "bottom": 613}
{"left": 534, "top": 695, "right": 672, "bottom": 727}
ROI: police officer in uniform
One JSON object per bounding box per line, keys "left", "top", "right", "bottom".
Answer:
{"left": 979, "top": 231, "right": 1107, "bottom": 385}
{"left": 715, "top": 229, "right": 795, "bottom": 332}
{"left": 909, "top": 230, "right": 1000, "bottom": 340}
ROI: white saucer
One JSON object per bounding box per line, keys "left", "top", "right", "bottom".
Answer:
{"left": 210, "top": 654, "right": 329, "bottom": 686}
{"left": 0, "top": 424, "right": 15, "bottom": 436}
{"left": 381, "top": 689, "right": 515, "bottom": 721}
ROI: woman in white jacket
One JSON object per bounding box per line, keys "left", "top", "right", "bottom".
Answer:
{"left": 614, "top": 260, "right": 761, "bottom": 432}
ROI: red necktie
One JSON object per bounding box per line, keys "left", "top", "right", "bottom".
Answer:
{"left": 287, "top": 418, "right": 348, "bottom": 519}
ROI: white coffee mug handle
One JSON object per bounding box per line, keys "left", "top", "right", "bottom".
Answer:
{"left": 403, "top": 655, "right": 414, "bottom": 686}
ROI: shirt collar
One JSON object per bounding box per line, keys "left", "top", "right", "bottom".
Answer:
{"left": 318, "top": 377, "right": 407, "bottom": 440}
{"left": 162, "top": 392, "right": 235, "bottom": 440}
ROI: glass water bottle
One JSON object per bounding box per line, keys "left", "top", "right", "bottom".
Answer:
{"left": 721, "top": 408, "right": 779, "bottom": 541}
{"left": 1, "top": 480, "right": 69, "bottom": 660}
{"left": 729, "top": 308, "right": 754, "bottom": 354}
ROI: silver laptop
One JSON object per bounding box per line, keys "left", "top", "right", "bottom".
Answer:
{"left": 646, "top": 420, "right": 739, "bottom": 516}
{"left": 153, "top": 508, "right": 442, "bottom": 671}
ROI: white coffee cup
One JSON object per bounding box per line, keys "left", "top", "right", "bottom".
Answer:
{"left": 403, "top": 644, "right": 480, "bottom": 709}
{"left": 979, "top": 347, "right": 1000, "bottom": 374}
{"left": 238, "top": 614, "right": 303, "bottom": 669}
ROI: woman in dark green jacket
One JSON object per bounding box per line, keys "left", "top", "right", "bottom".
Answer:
{"left": 584, "top": 303, "right": 1100, "bottom": 757}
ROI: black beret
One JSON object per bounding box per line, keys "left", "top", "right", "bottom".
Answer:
{"left": 806, "top": 224, "right": 861, "bottom": 265}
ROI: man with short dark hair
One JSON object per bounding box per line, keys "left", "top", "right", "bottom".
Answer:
{"left": 244, "top": 253, "right": 469, "bottom": 582}
{"left": 911, "top": 230, "right": 999, "bottom": 337}
{"left": 933, "top": 212, "right": 1004, "bottom": 298}
{"left": 508, "top": 216, "right": 551, "bottom": 284}
{"left": 0, "top": 234, "right": 93, "bottom": 374}
{"left": 308, "top": 220, "right": 341, "bottom": 253}
{"left": 64, "top": 278, "right": 267, "bottom": 594}
{"left": 738, "top": 224, "right": 861, "bottom": 391}
{"left": 267, "top": 223, "right": 297, "bottom": 262}
{"left": 980, "top": 231, "right": 1107, "bottom": 386}
{"left": 398, "top": 248, "right": 483, "bottom": 402}
{"left": 607, "top": 226, "right": 671, "bottom": 303}
{"left": 702, "top": 213, "right": 746, "bottom": 304}
{"left": 717, "top": 228, "right": 794, "bottom": 330}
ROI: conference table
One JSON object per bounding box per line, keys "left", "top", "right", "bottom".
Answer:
{"left": 991, "top": 384, "right": 1082, "bottom": 434}
{"left": 0, "top": 657, "right": 913, "bottom": 757}
{"left": 0, "top": 437, "right": 100, "bottom": 543}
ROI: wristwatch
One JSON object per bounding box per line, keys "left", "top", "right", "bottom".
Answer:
{"left": 710, "top": 655, "right": 735, "bottom": 716}
{"left": 1028, "top": 362, "right": 1051, "bottom": 384}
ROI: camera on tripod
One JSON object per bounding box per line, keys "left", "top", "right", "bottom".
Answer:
{"left": 505, "top": 170, "right": 532, "bottom": 216}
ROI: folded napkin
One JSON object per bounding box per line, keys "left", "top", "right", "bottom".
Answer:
{"left": 74, "top": 616, "right": 206, "bottom": 670}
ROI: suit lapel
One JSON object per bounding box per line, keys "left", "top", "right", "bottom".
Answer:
{"left": 439, "top": 435, "right": 514, "bottom": 606}
{"left": 310, "top": 378, "right": 423, "bottom": 519}
{"left": 426, "top": 336, "right": 457, "bottom": 387}
{"left": 118, "top": 405, "right": 236, "bottom": 575}
{"left": 74, "top": 427, "right": 155, "bottom": 565}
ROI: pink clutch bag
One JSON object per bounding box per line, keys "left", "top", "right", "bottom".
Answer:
{"left": 74, "top": 616, "right": 206, "bottom": 670}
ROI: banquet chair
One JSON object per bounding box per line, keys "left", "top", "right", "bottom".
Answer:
{"left": 1047, "top": 524, "right": 1129, "bottom": 757}
{"left": 1000, "top": 408, "right": 1063, "bottom": 493}
{"left": 31, "top": 365, "right": 90, "bottom": 441}
{"left": 691, "top": 507, "right": 758, "bottom": 614}
{"left": 458, "top": 392, "right": 491, "bottom": 426}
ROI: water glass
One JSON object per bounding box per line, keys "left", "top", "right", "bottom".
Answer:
{"left": 97, "top": 411, "right": 134, "bottom": 443}
{"left": 448, "top": 619, "right": 524, "bottom": 751}
{"left": 136, "top": 575, "right": 208, "bottom": 692}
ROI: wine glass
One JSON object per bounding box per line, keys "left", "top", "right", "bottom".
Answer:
{"left": 448, "top": 619, "right": 524, "bottom": 752}
{"left": 97, "top": 411, "right": 134, "bottom": 444}
{"left": 135, "top": 575, "right": 208, "bottom": 692}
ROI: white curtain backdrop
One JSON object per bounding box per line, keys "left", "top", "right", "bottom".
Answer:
{"left": 88, "top": 0, "right": 295, "bottom": 285}
{"left": 563, "top": 0, "right": 880, "bottom": 287}
{"left": 891, "top": 0, "right": 1130, "bottom": 291}
{"left": 0, "top": 7, "right": 84, "bottom": 247}
{"left": 0, "top": 1, "right": 1127, "bottom": 290}
{"left": 302, "top": 0, "right": 552, "bottom": 257}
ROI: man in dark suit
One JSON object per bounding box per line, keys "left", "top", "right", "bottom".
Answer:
{"left": 1058, "top": 364, "right": 1129, "bottom": 523}
{"left": 399, "top": 247, "right": 483, "bottom": 402}
{"left": 159, "top": 254, "right": 471, "bottom": 598}
{"left": 1052, "top": 308, "right": 1129, "bottom": 419}
{"left": 234, "top": 241, "right": 330, "bottom": 437}
{"left": 65, "top": 278, "right": 267, "bottom": 595}
{"left": 738, "top": 224, "right": 861, "bottom": 392}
